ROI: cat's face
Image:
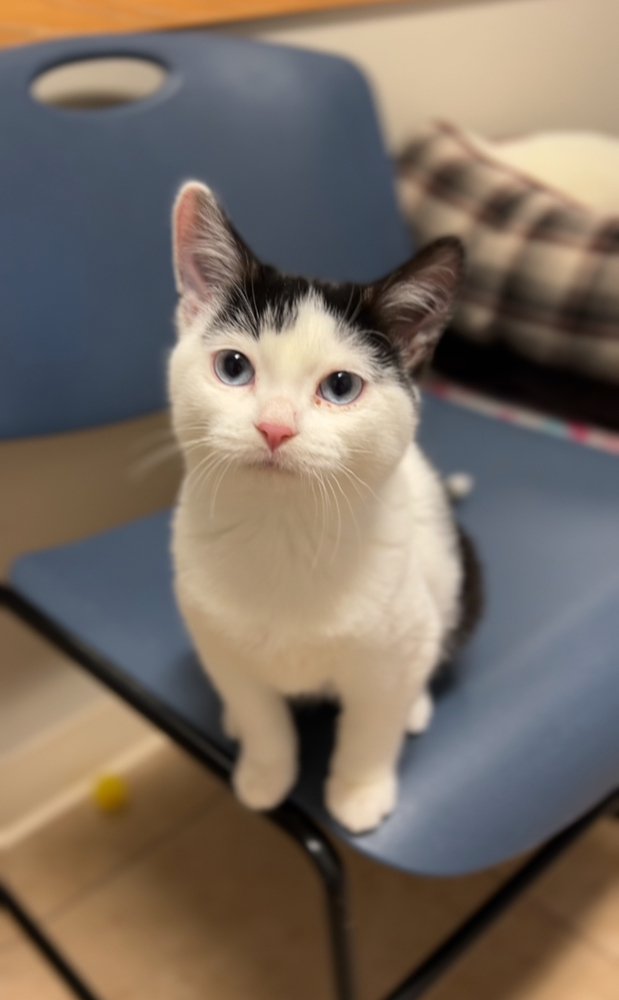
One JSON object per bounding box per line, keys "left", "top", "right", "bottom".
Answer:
{"left": 169, "top": 182, "right": 463, "bottom": 491}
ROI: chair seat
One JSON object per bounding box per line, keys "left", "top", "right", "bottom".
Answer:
{"left": 11, "top": 394, "right": 619, "bottom": 876}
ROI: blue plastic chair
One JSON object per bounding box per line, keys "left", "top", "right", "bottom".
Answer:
{"left": 1, "top": 30, "right": 618, "bottom": 1000}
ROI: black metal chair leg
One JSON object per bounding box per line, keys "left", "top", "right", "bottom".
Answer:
{"left": 273, "top": 805, "right": 356, "bottom": 1000}
{"left": 1, "top": 584, "right": 356, "bottom": 1000}
{"left": 0, "top": 880, "right": 105, "bottom": 1000}
{"left": 4, "top": 585, "right": 617, "bottom": 1000}
{"left": 382, "top": 789, "right": 619, "bottom": 1000}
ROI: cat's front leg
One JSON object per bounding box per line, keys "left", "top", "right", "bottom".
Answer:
{"left": 228, "top": 680, "right": 298, "bottom": 811}
{"left": 181, "top": 602, "right": 298, "bottom": 811}
{"left": 325, "top": 671, "right": 416, "bottom": 834}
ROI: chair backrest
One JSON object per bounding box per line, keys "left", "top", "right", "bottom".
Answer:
{"left": 0, "top": 32, "right": 412, "bottom": 439}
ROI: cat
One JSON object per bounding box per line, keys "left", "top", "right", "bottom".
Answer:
{"left": 168, "top": 181, "right": 481, "bottom": 834}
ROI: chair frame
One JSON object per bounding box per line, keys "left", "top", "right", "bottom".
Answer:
{"left": 2, "top": 582, "right": 617, "bottom": 1000}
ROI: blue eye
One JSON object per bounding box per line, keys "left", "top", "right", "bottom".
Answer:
{"left": 214, "top": 350, "right": 255, "bottom": 386}
{"left": 318, "top": 371, "right": 363, "bottom": 405}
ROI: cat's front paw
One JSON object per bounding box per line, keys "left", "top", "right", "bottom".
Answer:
{"left": 325, "top": 773, "right": 397, "bottom": 833}
{"left": 233, "top": 754, "right": 297, "bottom": 812}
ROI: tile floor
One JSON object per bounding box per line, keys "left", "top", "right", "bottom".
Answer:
{"left": 2, "top": 739, "right": 619, "bottom": 1000}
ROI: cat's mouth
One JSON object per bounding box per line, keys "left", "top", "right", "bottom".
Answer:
{"left": 248, "top": 451, "right": 296, "bottom": 474}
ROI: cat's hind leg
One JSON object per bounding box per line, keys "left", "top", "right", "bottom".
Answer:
{"left": 406, "top": 688, "right": 434, "bottom": 735}
{"left": 444, "top": 472, "right": 474, "bottom": 501}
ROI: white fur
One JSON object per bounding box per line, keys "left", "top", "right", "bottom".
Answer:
{"left": 169, "top": 285, "right": 462, "bottom": 833}
{"left": 445, "top": 472, "right": 475, "bottom": 501}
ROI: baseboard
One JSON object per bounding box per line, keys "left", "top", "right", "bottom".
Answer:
{"left": 0, "top": 694, "right": 163, "bottom": 847}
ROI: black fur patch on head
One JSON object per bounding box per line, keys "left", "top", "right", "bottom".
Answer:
{"left": 212, "top": 262, "right": 404, "bottom": 380}
{"left": 316, "top": 281, "right": 403, "bottom": 376}
{"left": 216, "top": 265, "right": 311, "bottom": 337}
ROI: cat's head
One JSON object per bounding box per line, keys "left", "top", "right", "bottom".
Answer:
{"left": 168, "top": 181, "right": 462, "bottom": 491}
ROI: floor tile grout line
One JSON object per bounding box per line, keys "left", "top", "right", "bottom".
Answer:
{"left": 524, "top": 819, "right": 619, "bottom": 967}
{"left": 45, "top": 789, "right": 230, "bottom": 927}
{"left": 6, "top": 791, "right": 619, "bottom": 991}
{"left": 527, "top": 891, "right": 619, "bottom": 968}
{"left": 4, "top": 811, "right": 619, "bottom": 1000}
{"left": 0, "top": 926, "right": 24, "bottom": 957}
{"left": 5, "top": 783, "right": 229, "bottom": 937}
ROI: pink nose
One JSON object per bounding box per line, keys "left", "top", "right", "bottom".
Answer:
{"left": 256, "top": 421, "right": 297, "bottom": 452}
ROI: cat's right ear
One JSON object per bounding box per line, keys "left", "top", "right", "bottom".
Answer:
{"left": 172, "top": 182, "right": 249, "bottom": 323}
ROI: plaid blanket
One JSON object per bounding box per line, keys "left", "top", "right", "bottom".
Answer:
{"left": 397, "top": 121, "right": 619, "bottom": 383}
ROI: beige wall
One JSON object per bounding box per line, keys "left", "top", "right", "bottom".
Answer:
{"left": 0, "top": 415, "right": 180, "bottom": 756}
{"left": 235, "top": 0, "right": 619, "bottom": 148}
{"left": 3, "top": 0, "right": 618, "bottom": 760}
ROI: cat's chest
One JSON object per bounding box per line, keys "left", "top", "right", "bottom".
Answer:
{"left": 173, "top": 497, "right": 415, "bottom": 632}
{"left": 239, "top": 635, "right": 343, "bottom": 695}
{"left": 177, "top": 524, "right": 364, "bottom": 635}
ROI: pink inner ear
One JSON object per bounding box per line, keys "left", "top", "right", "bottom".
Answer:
{"left": 173, "top": 187, "right": 211, "bottom": 302}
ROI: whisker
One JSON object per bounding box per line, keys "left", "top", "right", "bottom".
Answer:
{"left": 127, "top": 427, "right": 174, "bottom": 455}
{"left": 209, "top": 456, "right": 235, "bottom": 518}
{"left": 331, "top": 468, "right": 362, "bottom": 546}
{"left": 128, "top": 434, "right": 212, "bottom": 479}
{"left": 343, "top": 284, "right": 356, "bottom": 324}
{"left": 340, "top": 463, "right": 385, "bottom": 507}
{"left": 311, "top": 471, "right": 329, "bottom": 571}
{"left": 249, "top": 272, "right": 259, "bottom": 326}
{"left": 183, "top": 451, "right": 223, "bottom": 493}
{"left": 129, "top": 442, "right": 183, "bottom": 479}
{"left": 348, "top": 289, "right": 365, "bottom": 326}
{"left": 324, "top": 473, "right": 342, "bottom": 562}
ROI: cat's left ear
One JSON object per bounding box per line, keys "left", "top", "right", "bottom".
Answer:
{"left": 369, "top": 237, "right": 464, "bottom": 374}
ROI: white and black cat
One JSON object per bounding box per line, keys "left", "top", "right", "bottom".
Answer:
{"left": 169, "top": 181, "right": 481, "bottom": 833}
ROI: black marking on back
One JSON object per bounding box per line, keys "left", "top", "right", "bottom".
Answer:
{"left": 431, "top": 525, "right": 484, "bottom": 696}
{"left": 451, "top": 525, "right": 484, "bottom": 651}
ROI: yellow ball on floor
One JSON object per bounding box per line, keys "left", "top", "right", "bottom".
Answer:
{"left": 92, "top": 774, "right": 129, "bottom": 813}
